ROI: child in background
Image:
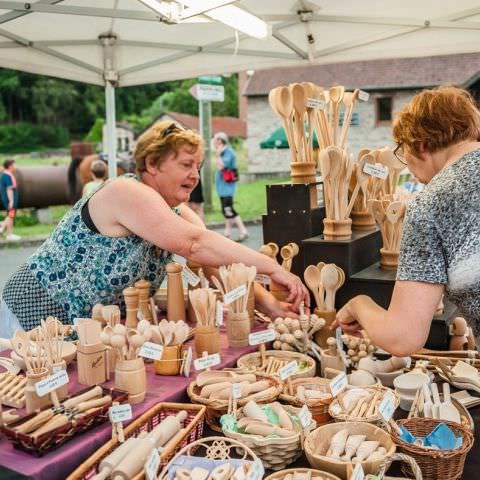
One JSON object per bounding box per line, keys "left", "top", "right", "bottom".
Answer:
{"left": 0, "top": 159, "right": 20, "bottom": 241}
{"left": 82, "top": 160, "right": 107, "bottom": 197}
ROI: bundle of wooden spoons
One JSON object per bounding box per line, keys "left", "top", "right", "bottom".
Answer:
{"left": 303, "top": 263, "right": 345, "bottom": 311}
{"left": 100, "top": 320, "right": 151, "bottom": 361}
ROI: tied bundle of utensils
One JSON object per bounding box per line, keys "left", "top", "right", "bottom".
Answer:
{"left": 100, "top": 320, "right": 151, "bottom": 361}
{"left": 303, "top": 263, "right": 345, "bottom": 313}
{"left": 150, "top": 319, "right": 192, "bottom": 347}
{"left": 212, "top": 263, "right": 257, "bottom": 348}
{"left": 368, "top": 195, "right": 409, "bottom": 270}
{"left": 189, "top": 288, "right": 219, "bottom": 329}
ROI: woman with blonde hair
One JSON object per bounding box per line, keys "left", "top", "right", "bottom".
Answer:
{"left": 0, "top": 121, "right": 308, "bottom": 336}
{"left": 334, "top": 86, "right": 480, "bottom": 355}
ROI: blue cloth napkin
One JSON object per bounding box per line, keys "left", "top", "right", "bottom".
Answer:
{"left": 399, "top": 423, "right": 462, "bottom": 450}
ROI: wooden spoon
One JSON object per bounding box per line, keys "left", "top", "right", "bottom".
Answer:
{"left": 386, "top": 201, "right": 406, "bottom": 251}
{"left": 276, "top": 86, "right": 297, "bottom": 162}
{"left": 368, "top": 199, "right": 388, "bottom": 248}
{"left": 339, "top": 89, "right": 359, "bottom": 149}
{"left": 314, "top": 86, "right": 331, "bottom": 147}
{"left": 320, "top": 264, "right": 339, "bottom": 311}
{"left": 319, "top": 149, "right": 333, "bottom": 218}
{"left": 345, "top": 153, "right": 375, "bottom": 217}
{"left": 303, "top": 265, "right": 323, "bottom": 310}
{"left": 328, "top": 85, "right": 345, "bottom": 146}
{"left": 326, "top": 146, "right": 345, "bottom": 220}
{"left": 292, "top": 83, "right": 308, "bottom": 162}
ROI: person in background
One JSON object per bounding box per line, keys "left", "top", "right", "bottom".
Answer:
{"left": 82, "top": 159, "right": 107, "bottom": 197}
{"left": 187, "top": 175, "right": 205, "bottom": 222}
{"left": 334, "top": 86, "right": 480, "bottom": 355}
{"left": 213, "top": 132, "right": 249, "bottom": 242}
{"left": 0, "top": 159, "right": 20, "bottom": 241}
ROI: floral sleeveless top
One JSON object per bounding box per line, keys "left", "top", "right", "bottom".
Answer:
{"left": 3, "top": 174, "right": 173, "bottom": 329}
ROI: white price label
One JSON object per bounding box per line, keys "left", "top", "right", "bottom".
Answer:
{"left": 223, "top": 284, "right": 247, "bottom": 305}
{"left": 378, "top": 390, "right": 396, "bottom": 422}
{"left": 330, "top": 403, "right": 342, "bottom": 415}
{"left": 363, "top": 163, "right": 388, "bottom": 180}
{"left": 352, "top": 462, "right": 365, "bottom": 480}
{"left": 216, "top": 301, "right": 224, "bottom": 326}
{"left": 248, "top": 329, "right": 276, "bottom": 346}
{"left": 232, "top": 383, "right": 243, "bottom": 399}
{"left": 73, "top": 317, "right": 89, "bottom": 326}
{"left": 35, "top": 370, "right": 69, "bottom": 397}
{"left": 279, "top": 360, "right": 298, "bottom": 381}
{"left": 52, "top": 365, "right": 63, "bottom": 373}
{"left": 145, "top": 447, "right": 160, "bottom": 480}
{"left": 358, "top": 90, "right": 370, "bottom": 102}
{"left": 335, "top": 327, "right": 348, "bottom": 365}
{"left": 139, "top": 342, "right": 164, "bottom": 361}
{"left": 109, "top": 403, "right": 133, "bottom": 423}
{"left": 182, "top": 265, "right": 200, "bottom": 287}
{"left": 254, "top": 274, "right": 271, "bottom": 286}
{"left": 298, "top": 404, "right": 313, "bottom": 428}
{"left": 246, "top": 460, "right": 264, "bottom": 480}
{"left": 329, "top": 372, "right": 348, "bottom": 397}
{"left": 183, "top": 347, "right": 193, "bottom": 377}
{"left": 194, "top": 353, "right": 221, "bottom": 371}
{"left": 306, "top": 98, "right": 326, "bottom": 110}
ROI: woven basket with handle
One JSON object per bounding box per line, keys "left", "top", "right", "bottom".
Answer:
{"left": 365, "top": 453, "right": 423, "bottom": 480}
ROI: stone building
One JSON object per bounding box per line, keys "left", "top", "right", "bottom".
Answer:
{"left": 243, "top": 52, "right": 480, "bottom": 174}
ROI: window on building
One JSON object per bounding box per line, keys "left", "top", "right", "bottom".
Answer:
{"left": 375, "top": 96, "right": 393, "bottom": 126}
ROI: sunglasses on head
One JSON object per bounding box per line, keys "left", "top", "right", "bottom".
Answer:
{"left": 162, "top": 123, "right": 186, "bottom": 138}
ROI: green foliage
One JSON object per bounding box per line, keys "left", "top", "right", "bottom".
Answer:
{"left": 84, "top": 118, "right": 104, "bottom": 143}
{"left": 0, "top": 122, "right": 69, "bottom": 152}
{"left": 121, "top": 114, "right": 152, "bottom": 135}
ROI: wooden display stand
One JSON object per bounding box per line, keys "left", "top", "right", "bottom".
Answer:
{"left": 262, "top": 180, "right": 454, "bottom": 350}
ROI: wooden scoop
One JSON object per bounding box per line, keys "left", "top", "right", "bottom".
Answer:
{"left": 320, "top": 264, "right": 339, "bottom": 311}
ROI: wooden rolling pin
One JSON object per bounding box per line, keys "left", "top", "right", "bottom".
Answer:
{"left": 63, "top": 385, "right": 103, "bottom": 408}
{"left": 112, "top": 411, "right": 187, "bottom": 480}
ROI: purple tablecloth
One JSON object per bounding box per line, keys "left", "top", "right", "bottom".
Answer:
{"left": 0, "top": 332, "right": 258, "bottom": 480}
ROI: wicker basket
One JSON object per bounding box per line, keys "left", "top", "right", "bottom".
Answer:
{"left": 158, "top": 436, "right": 263, "bottom": 480}
{"left": 187, "top": 370, "right": 282, "bottom": 432}
{"left": 237, "top": 350, "right": 316, "bottom": 379}
{"left": 390, "top": 418, "right": 474, "bottom": 480}
{"left": 222, "top": 404, "right": 316, "bottom": 471}
{"left": 365, "top": 453, "right": 423, "bottom": 480}
{"left": 265, "top": 468, "right": 342, "bottom": 480}
{"left": 66, "top": 402, "right": 206, "bottom": 480}
{"left": 305, "top": 421, "right": 396, "bottom": 480}
{"left": 0, "top": 386, "right": 128, "bottom": 457}
{"left": 328, "top": 386, "right": 400, "bottom": 426}
{"left": 279, "top": 377, "right": 333, "bottom": 425}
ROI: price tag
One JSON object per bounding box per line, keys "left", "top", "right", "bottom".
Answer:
{"left": 255, "top": 274, "right": 271, "bottom": 286}
{"left": 330, "top": 403, "right": 342, "bottom": 415}
{"left": 194, "top": 353, "right": 221, "bottom": 371}
{"left": 52, "top": 365, "right": 63, "bottom": 373}
{"left": 35, "top": 370, "right": 69, "bottom": 397}
{"left": 279, "top": 360, "right": 298, "bottom": 381}
{"left": 182, "top": 265, "right": 200, "bottom": 287}
{"left": 335, "top": 327, "right": 348, "bottom": 365}
{"left": 246, "top": 460, "right": 264, "bottom": 480}
{"left": 358, "top": 90, "right": 370, "bottom": 102}
{"left": 248, "top": 329, "right": 276, "bottom": 346}
{"left": 306, "top": 98, "right": 326, "bottom": 110}
{"left": 231, "top": 383, "right": 243, "bottom": 399}
{"left": 329, "top": 371, "right": 348, "bottom": 397}
{"left": 145, "top": 447, "right": 160, "bottom": 480}
{"left": 378, "top": 390, "right": 396, "bottom": 422}
{"left": 216, "top": 301, "right": 224, "bottom": 326}
{"left": 73, "top": 317, "right": 89, "bottom": 326}
{"left": 298, "top": 404, "right": 313, "bottom": 428}
{"left": 138, "top": 342, "right": 164, "bottom": 361}
{"left": 223, "top": 284, "right": 247, "bottom": 305}
{"left": 352, "top": 462, "right": 365, "bottom": 480}
{"left": 363, "top": 163, "right": 388, "bottom": 180}
{"left": 109, "top": 403, "right": 133, "bottom": 423}
{"left": 183, "top": 347, "right": 193, "bottom": 377}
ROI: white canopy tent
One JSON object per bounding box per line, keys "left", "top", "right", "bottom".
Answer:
{"left": 0, "top": 0, "right": 479, "bottom": 176}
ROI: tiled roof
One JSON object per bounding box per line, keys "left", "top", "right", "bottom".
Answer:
{"left": 160, "top": 112, "right": 246, "bottom": 138}
{"left": 244, "top": 52, "right": 480, "bottom": 96}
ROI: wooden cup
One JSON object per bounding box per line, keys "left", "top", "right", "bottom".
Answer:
{"left": 194, "top": 325, "right": 220, "bottom": 357}
{"left": 154, "top": 344, "right": 183, "bottom": 376}
{"left": 115, "top": 357, "right": 147, "bottom": 404}
{"left": 319, "top": 349, "right": 346, "bottom": 377}
{"left": 290, "top": 161, "right": 318, "bottom": 208}
{"left": 77, "top": 343, "right": 109, "bottom": 386}
{"left": 313, "top": 309, "right": 337, "bottom": 348}
{"left": 227, "top": 310, "right": 250, "bottom": 348}
{"left": 323, "top": 218, "right": 352, "bottom": 241}
{"left": 25, "top": 367, "right": 51, "bottom": 414}
{"left": 351, "top": 210, "right": 376, "bottom": 231}
{"left": 379, "top": 248, "right": 399, "bottom": 270}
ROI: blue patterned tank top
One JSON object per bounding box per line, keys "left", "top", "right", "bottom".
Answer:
{"left": 3, "top": 174, "right": 173, "bottom": 329}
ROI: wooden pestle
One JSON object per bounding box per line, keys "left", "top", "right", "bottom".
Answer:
{"left": 91, "top": 436, "right": 142, "bottom": 480}
{"left": 166, "top": 262, "right": 186, "bottom": 322}
{"left": 123, "top": 286, "right": 139, "bottom": 328}
{"left": 112, "top": 411, "right": 187, "bottom": 480}
{"left": 134, "top": 280, "right": 153, "bottom": 323}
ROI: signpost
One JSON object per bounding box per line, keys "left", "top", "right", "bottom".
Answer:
{"left": 190, "top": 77, "right": 225, "bottom": 212}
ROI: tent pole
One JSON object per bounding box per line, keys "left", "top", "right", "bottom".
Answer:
{"left": 105, "top": 81, "right": 117, "bottom": 179}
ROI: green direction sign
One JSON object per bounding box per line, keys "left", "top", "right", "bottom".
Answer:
{"left": 198, "top": 75, "right": 223, "bottom": 85}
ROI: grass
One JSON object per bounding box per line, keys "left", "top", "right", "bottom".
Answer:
{"left": 4, "top": 179, "right": 288, "bottom": 238}
{"left": 12, "top": 155, "right": 71, "bottom": 167}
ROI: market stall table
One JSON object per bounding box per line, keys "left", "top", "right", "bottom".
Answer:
{"left": 0, "top": 331, "right": 258, "bottom": 480}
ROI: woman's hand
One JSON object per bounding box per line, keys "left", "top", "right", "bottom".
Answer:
{"left": 332, "top": 297, "right": 363, "bottom": 336}
{"left": 269, "top": 268, "right": 310, "bottom": 313}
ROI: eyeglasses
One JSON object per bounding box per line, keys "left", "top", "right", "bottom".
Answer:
{"left": 162, "top": 122, "right": 185, "bottom": 138}
{"left": 393, "top": 143, "right": 407, "bottom": 165}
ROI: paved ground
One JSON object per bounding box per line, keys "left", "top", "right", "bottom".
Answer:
{"left": 0, "top": 223, "right": 264, "bottom": 292}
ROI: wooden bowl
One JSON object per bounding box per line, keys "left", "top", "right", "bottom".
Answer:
{"left": 11, "top": 341, "right": 77, "bottom": 370}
